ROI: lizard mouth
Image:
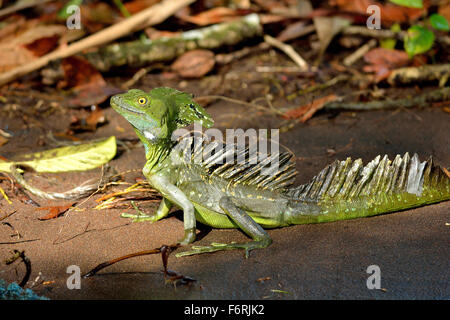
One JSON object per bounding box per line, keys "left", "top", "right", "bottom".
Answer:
{"left": 111, "top": 96, "right": 144, "bottom": 115}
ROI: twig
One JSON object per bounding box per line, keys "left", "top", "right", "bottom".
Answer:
{"left": 213, "top": 24, "right": 316, "bottom": 67}
{"left": 287, "top": 74, "right": 350, "bottom": 100}
{"left": 0, "top": 239, "right": 40, "bottom": 245}
{"left": 343, "top": 39, "right": 377, "bottom": 67}
{"left": 52, "top": 222, "right": 130, "bottom": 245}
{"left": 2, "top": 221, "right": 22, "bottom": 238}
{"left": 388, "top": 64, "right": 450, "bottom": 86}
{"left": 5, "top": 250, "right": 32, "bottom": 288}
{"left": 195, "top": 95, "right": 285, "bottom": 116}
{"left": 324, "top": 86, "right": 450, "bottom": 110}
{"left": 342, "top": 25, "right": 450, "bottom": 46}
{"left": 0, "top": 210, "right": 17, "bottom": 222}
{"left": 0, "top": 0, "right": 196, "bottom": 86}
{"left": 264, "top": 35, "right": 309, "bottom": 71}
{"left": 256, "top": 66, "right": 316, "bottom": 75}
{"left": 85, "top": 14, "right": 262, "bottom": 72}
{"left": 0, "top": 0, "right": 53, "bottom": 18}
{"left": 9, "top": 164, "right": 116, "bottom": 201}
{"left": 83, "top": 244, "right": 180, "bottom": 278}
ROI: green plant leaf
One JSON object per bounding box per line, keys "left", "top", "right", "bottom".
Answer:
{"left": 429, "top": 14, "right": 449, "bottom": 31}
{"left": 404, "top": 25, "right": 435, "bottom": 57}
{"left": 58, "top": 0, "right": 83, "bottom": 19}
{"left": 381, "top": 23, "right": 402, "bottom": 49}
{"left": 389, "top": 0, "right": 423, "bottom": 8}
{"left": 0, "top": 136, "right": 116, "bottom": 173}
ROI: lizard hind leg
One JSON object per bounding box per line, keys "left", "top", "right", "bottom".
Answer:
{"left": 175, "top": 196, "right": 272, "bottom": 258}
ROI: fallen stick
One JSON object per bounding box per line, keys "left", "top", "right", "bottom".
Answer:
{"left": 83, "top": 244, "right": 184, "bottom": 281}
{"left": 388, "top": 64, "right": 450, "bottom": 86}
{"left": 342, "top": 25, "right": 450, "bottom": 46}
{"left": 323, "top": 86, "right": 450, "bottom": 110}
{"left": 0, "top": 0, "right": 195, "bottom": 87}
{"left": 287, "top": 74, "right": 350, "bottom": 100}
{"left": 264, "top": 34, "right": 309, "bottom": 71}
{"left": 84, "top": 14, "right": 262, "bottom": 72}
{"left": 343, "top": 39, "right": 377, "bottom": 66}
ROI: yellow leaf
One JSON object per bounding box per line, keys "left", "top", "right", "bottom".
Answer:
{"left": 0, "top": 136, "right": 116, "bottom": 173}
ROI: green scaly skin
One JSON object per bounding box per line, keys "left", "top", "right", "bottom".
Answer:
{"left": 111, "top": 88, "right": 450, "bottom": 258}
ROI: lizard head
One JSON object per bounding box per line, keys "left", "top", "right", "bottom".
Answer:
{"left": 111, "top": 88, "right": 213, "bottom": 144}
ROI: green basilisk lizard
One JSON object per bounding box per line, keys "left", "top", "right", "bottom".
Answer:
{"left": 111, "top": 87, "right": 450, "bottom": 258}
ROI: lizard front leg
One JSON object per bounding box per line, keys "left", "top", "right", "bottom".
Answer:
{"left": 146, "top": 174, "right": 196, "bottom": 245}
{"left": 121, "top": 197, "right": 172, "bottom": 222}
{"left": 176, "top": 196, "right": 272, "bottom": 258}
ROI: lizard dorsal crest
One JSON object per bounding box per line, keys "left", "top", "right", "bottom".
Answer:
{"left": 175, "top": 133, "right": 297, "bottom": 191}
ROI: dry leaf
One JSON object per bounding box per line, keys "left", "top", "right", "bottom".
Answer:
{"left": 124, "top": 0, "right": 161, "bottom": 14}
{"left": 277, "top": 21, "right": 308, "bottom": 42}
{"left": 0, "top": 23, "right": 65, "bottom": 72}
{"left": 363, "top": 48, "right": 410, "bottom": 82}
{"left": 69, "top": 106, "right": 106, "bottom": 132}
{"left": 439, "top": 2, "right": 450, "bottom": 23}
{"left": 177, "top": 7, "right": 247, "bottom": 26}
{"left": 37, "top": 203, "right": 73, "bottom": 220}
{"left": 283, "top": 94, "right": 339, "bottom": 122}
{"left": 59, "top": 56, "right": 120, "bottom": 107}
{"left": 24, "top": 35, "right": 60, "bottom": 57}
{"left": 330, "top": 0, "right": 428, "bottom": 24}
{"left": 313, "top": 16, "right": 351, "bottom": 57}
{"left": 171, "top": 50, "right": 215, "bottom": 78}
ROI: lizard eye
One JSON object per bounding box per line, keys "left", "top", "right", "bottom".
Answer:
{"left": 138, "top": 97, "right": 147, "bottom": 105}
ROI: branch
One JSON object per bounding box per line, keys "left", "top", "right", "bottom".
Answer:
{"left": 324, "top": 86, "right": 450, "bottom": 110}
{"left": 84, "top": 14, "right": 263, "bottom": 72}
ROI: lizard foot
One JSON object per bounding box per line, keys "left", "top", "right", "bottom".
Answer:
{"left": 120, "top": 212, "right": 160, "bottom": 223}
{"left": 121, "top": 201, "right": 164, "bottom": 223}
{"left": 175, "top": 239, "right": 271, "bottom": 259}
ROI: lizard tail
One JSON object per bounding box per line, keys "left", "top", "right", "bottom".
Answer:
{"left": 284, "top": 153, "right": 449, "bottom": 224}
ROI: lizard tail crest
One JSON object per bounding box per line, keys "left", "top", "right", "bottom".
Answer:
{"left": 283, "top": 153, "right": 449, "bottom": 223}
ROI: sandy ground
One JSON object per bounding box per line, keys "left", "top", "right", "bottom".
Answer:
{"left": 0, "top": 82, "right": 449, "bottom": 300}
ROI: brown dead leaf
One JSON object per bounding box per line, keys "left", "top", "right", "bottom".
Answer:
{"left": 124, "top": 0, "right": 161, "bottom": 14}
{"left": 314, "top": 16, "right": 351, "bottom": 58}
{"left": 69, "top": 106, "right": 106, "bottom": 132}
{"left": 177, "top": 7, "right": 249, "bottom": 26}
{"left": 24, "top": 35, "right": 60, "bottom": 57}
{"left": 363, "top": 48, "right": 410, "bottom": 82}
{"left": 283, "top": 94, "right": 339, "bottom": 122}
{"left": 438, "top": 2, "right": 450, "bottom": 25}
{"left": 277, "top": 21, "right": 308, "bottom": 42}
{"left": 60, "top": 56, "right": 105, "bottom": 89}
{"left": 0, "top": 23, "right": 65, "bottom": 73}
{"left": 59, "top": 56, "right": 120, "bottom": 107}
{"left": 171, "top": 50, "right": 215, "bottom": 78}
{"left": 37, "top": 203, "right": 73, "bottom": 220}
{"left": 330, "top": 0, "right": 428, "bottom": 24}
